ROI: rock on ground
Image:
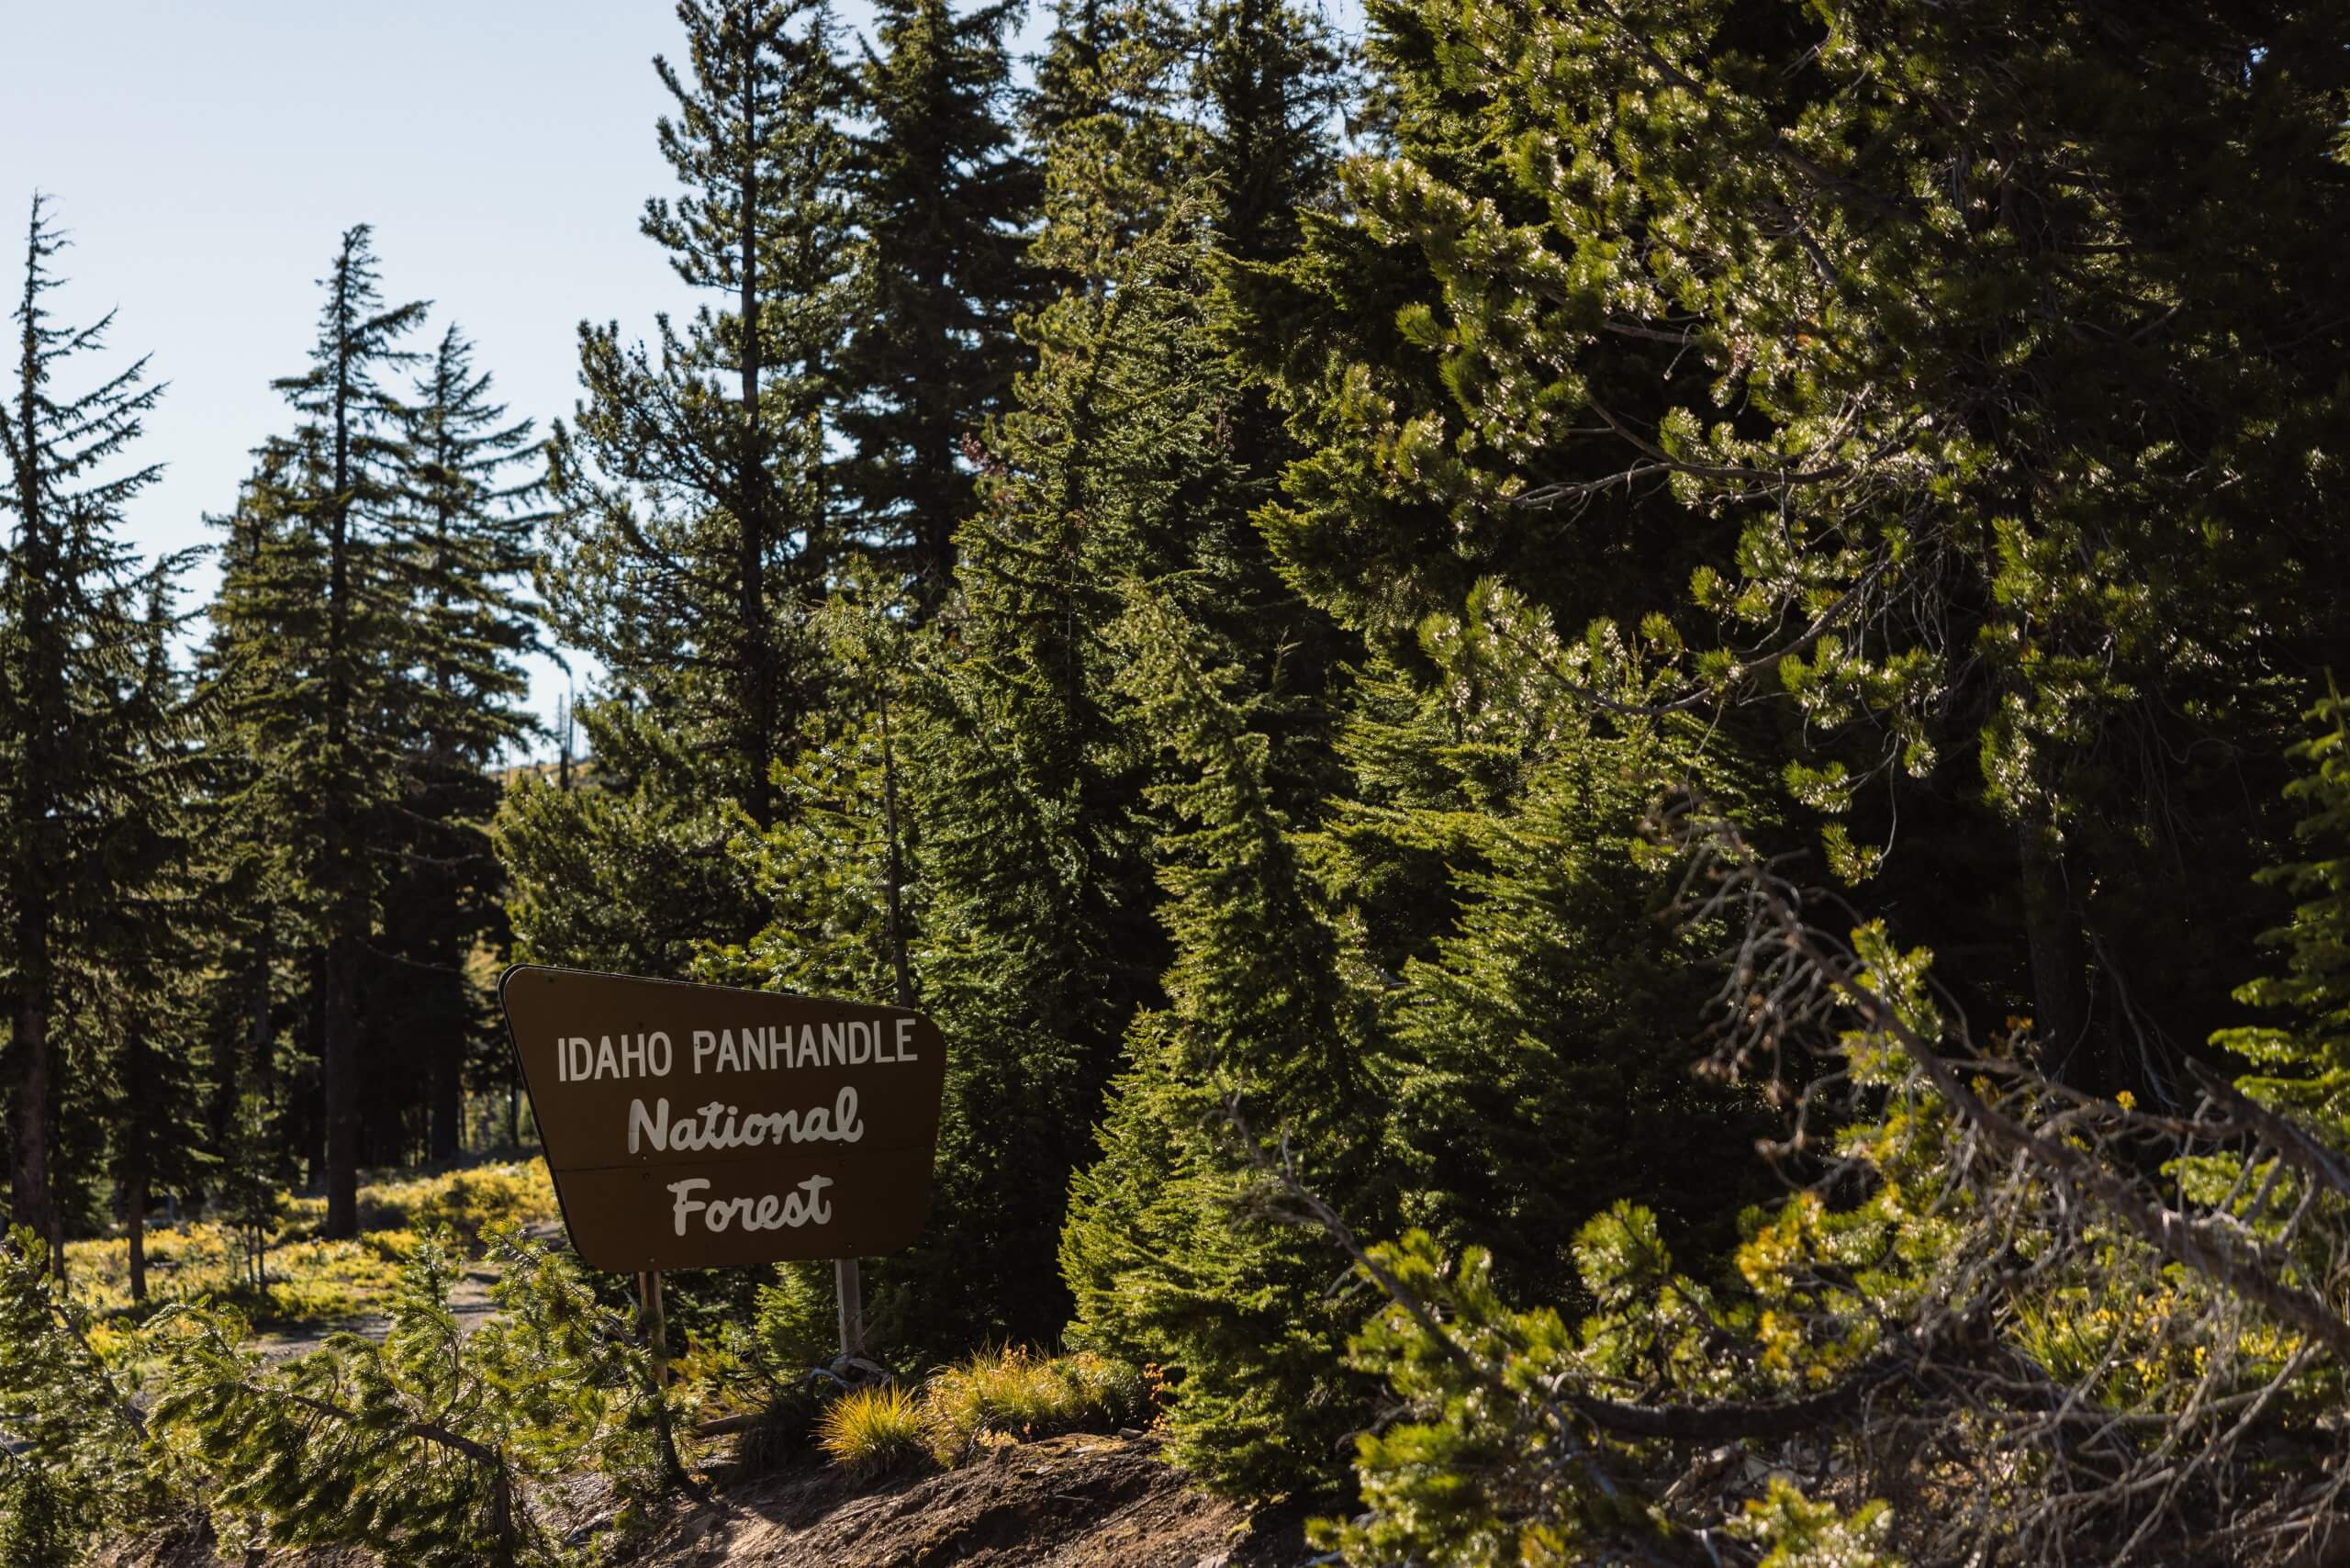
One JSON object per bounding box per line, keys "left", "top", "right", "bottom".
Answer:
{"left": 91, "top": 1433, "right": 1314, "bottom": 1568}
{"left": 622, "top": 1432, "right": 1306, "bottom": 1567}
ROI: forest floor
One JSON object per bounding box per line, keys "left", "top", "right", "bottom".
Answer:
{"left": 92, "top": 1432, "right": 1313, "bottom": 1567}
{"left": 613, "top": 1432, "right": 1308, "bottom": 1567}
{"left": 77, "top": 1157, "right": 1319, "bottom": 1565}
{"left": 64, "top": 1154, "right": 560, "bottom": 1340}
{"left": 247, "top": 1234, "right": 521, "bottom": 1363}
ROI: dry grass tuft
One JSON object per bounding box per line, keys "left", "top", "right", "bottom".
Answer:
{"left": 818, "top": 1384, "right": 930, "bottom": 1474}
{"left": 920, "top": 1347, "right": 1144, "bottom": 1464}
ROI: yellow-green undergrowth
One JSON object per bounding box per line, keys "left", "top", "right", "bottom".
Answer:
{"left": 63, "top": 1158, "right": 556, "bottom": 1326}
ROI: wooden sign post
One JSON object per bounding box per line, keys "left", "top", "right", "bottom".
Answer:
{"left": 498, "top": 965, "right": 946, "bottom": 1361}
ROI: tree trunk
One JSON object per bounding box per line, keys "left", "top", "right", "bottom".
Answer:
{"left": 735, "top": 27, "right": 776, "bottom": 829}
{"left": 2018, "top": 822, "right": 2098, "bottom": 1088}
{"left": 126, "top": 1169, "right": 148, "bottom": 1305}
{"left": 322, "top": 929, "right": 361, "bottom": 1237}
{"left": 8, "top": 981, "right": 53, "bottom": 1271}
{"left": 430, "top": 1029, "right": 463, "bottom": 1164}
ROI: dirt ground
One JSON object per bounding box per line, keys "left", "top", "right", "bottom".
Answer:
{"left": 92, "top": 1432, "right": 1316, "bottom": 1568}
{"left": 621, "top": 1432, "right": 1312, "bottom": 1567}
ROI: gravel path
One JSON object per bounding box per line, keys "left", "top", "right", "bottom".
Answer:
{"left": 248, "top": 1220, "right": 563, "bottom": 1364}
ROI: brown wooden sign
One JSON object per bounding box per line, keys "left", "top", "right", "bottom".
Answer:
{"left": 498, "top": 965, "right": 946, "bottom": 1272}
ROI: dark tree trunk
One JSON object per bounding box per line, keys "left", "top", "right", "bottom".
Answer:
{"left": 323, "top": 930, "right": 361, "bottom": 1236}
{"left": 125, "top": 1168, "right": 148, "bottom": 1304}
{"left": 124, "top": 1022, "right": 152, "bottom": 1301}
{"left": 735, "top": 28, "right": 776, "bottom": 829}
{"left": 8, "top": 980, "right": 53, "bottom": 1271}
{"left": 2019, "top": 823, "right": 2098, "bottom": 1088}
{"left": 429, "top": 1027, "right": 463, "bottom": 1164}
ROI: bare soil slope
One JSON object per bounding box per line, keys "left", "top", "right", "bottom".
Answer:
{"left": 94, "top": 1433, "right": 1313, "bottom": 1568}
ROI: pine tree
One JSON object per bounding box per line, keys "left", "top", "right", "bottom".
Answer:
{"left": 1195, "top": 0, "right": 1345, "bottom": 269}
{"left": 538, "top": 0, "right": 856, "bottom": 827}
{"left": 383, "top": 325, "right": 540, "bottom": 1163}
{"left": 1382, "top": 742, "right": 1771, "bottom": 1300}
{"left": 0, "top": 196, "right": 182, "bottom": 1268}
{"left": 2215, "top": 678, "right": 2350, "bottom": 1132}
{"left": 1189, "top": 0, "right": 1352, "bottom": 812}
{"left": 97, "top": 577, "right": 212, "bottom": 1303}
{"left": 1059, "top": 590, "right": 1383, "bottom": 1497}
{"left": 837, "top": 0, "right": 1040, "bottom": 603}
{"left": 211, "top": 225, "right": 427, "bottom": 1238}
{"left": 191, "top": 454, "right": 307, "bottom": 1211}
{"left": 0, "top": 1230, "right": 169, "bottom": 1556}
{"left": 151, "top": 1229, "right": 676, "bottom": 1565}
{"left": 847, "top": 1, "right": 1203, "bottom": 1348}
{"left": 1022, "top": 0, "right": 1197, "bottom": 254}
{"left": 1300, "top": 612, "right": 1775, "bottom": 1305}
{"left": 507, "top": 0, "right": 860, "bottom": 978}
{"left": 216, "top": 1084, "right": 289, "bottom": 1291}
{"left": 1234, "top": 0, "right": 2350, "bottom": 1098}
{"left": 699, "top": 575, "right": 921, "bottom": 1012}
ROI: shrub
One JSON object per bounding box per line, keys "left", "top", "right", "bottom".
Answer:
{"left": 671, "top": 1328, "right": 822, "bottom": 1479}
{"left": 150, "top": 1226, "right": 679, "bottom": 1565}
{"left": 817, "top": 1385, "right": 928, "bottom": 1475}
{"left": 0, "top": 1230, "right": 177, "bottom": 1561}
{"left": 748, "top": 1260, "right": 838, "bottom": 1372}
{"left": 0, "top": 1462, "right": 71, "bottom": 1568}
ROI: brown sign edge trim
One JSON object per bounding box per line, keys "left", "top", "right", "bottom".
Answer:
{"left": 498, "top": 962, "right": 608, "bottom": 1268}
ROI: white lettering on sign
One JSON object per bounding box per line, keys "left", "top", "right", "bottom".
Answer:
{"left": 625, "top": 1089, "right": 867, "bottom": 1153}
{"left": 688, "top": 1021, "right": 882, "bottom": 1072}
{"left": 559, "top": 1018, "right": 923, "bottom": 1082}
{"left": 667, "top": 1175, "right": 835, "bottom": 1235}
{"left": 555, "top": 1032, "right": 674, "bottom": 1082}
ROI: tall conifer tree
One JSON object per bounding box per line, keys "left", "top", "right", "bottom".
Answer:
{"left": 1060, "top": 590, "right": 1382, "bottom": 1497}
{"left": 865, "top": 0, "right": 1202, "bottom": 1349}
{"left": 97, "top": 577, "right": 210, "bottom": 1302}
{"left": 838, "top": 0, "right": 1039, "bottom": 603}
{"left": 191, "top": 452, "right": 304, "bottom": 1198}
{"left": 0, "top": 197, "right": 184, "bottom": 1265}
{"left": 507, "top": 0, "right": 857, "bottom": 976}
{"left": 543, "top": 0, "right": 854, "bottom": 824}
{"left": 213, "top": 225, "right": 425, "bottom": 1237}
{"left": 382, "top": 325, "right": 540, "bottom": 1162}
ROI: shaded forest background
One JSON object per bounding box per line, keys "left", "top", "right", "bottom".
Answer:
{"left": 7, "top": 1, "right": 2350, "bottom": 1563}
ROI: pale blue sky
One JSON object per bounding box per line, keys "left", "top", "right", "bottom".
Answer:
{"left": 2, "top": 0, "right": 1357, "bottom": 757}
{"left": 0, "top": 0, "right": 888, "bottom": 753}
